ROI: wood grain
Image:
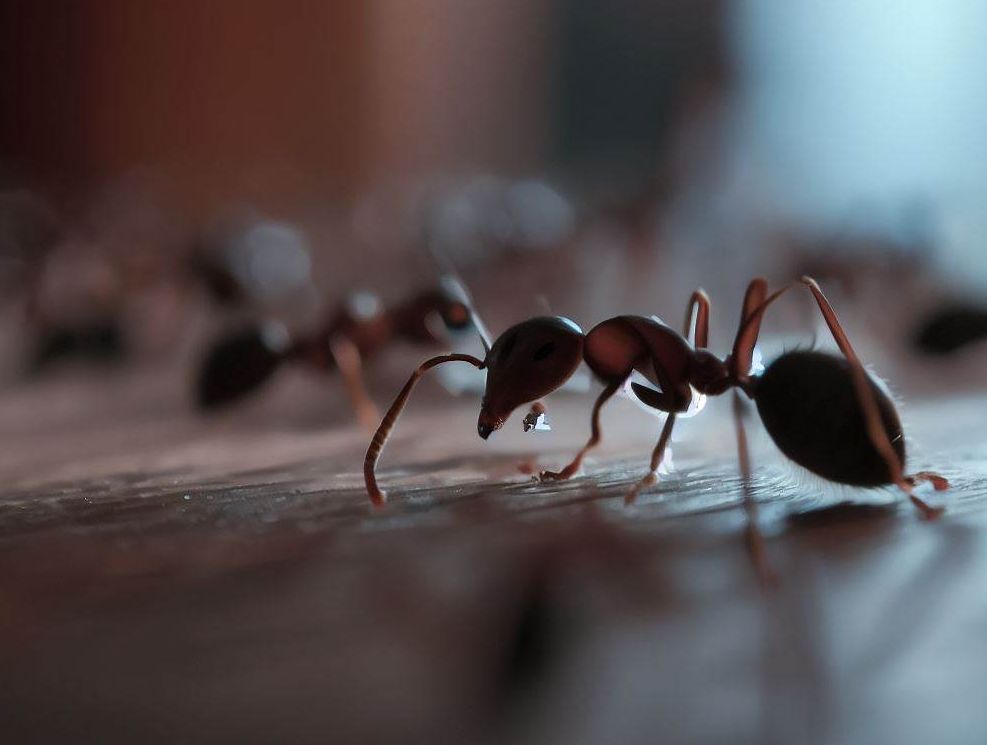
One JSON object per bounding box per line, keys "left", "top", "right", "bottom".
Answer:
{"left": 0, "top": 368, "right": 984, "bottom": 744}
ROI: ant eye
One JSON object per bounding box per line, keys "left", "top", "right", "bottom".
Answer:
{"left": 500, "top": 331, "right": 519, "bottom": 360}
{"left": 443, "top": 302, "right": 469, "bottom": 328}
{"left": 533, "top": 342, "right": 555, "bottom": 361}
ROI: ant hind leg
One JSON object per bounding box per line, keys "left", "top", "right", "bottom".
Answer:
{"left": 798, "top": 277, "right": 948, "bottom": 518}
{"left": 733, "top": 392, "right": 776, "bottom": 585}
{"left": 905, "top": 473, "right": 947, "bottom": 520}
{"left": 908, "top": 471, "right": 950, "bottom": 491}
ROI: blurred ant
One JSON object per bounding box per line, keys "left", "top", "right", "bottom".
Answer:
{"left": 196, "top": 276, "right": 473, "bottom": 427}
{"left": 365, "top": 277, "right": 949, "bottom": 526}
{"left": 187, "top": 214, "right": 316, "bottom": 311}
{"left": 2, "top": 190, "right": 135, "bottom": 373}
{"left": 913, "top": 302, "right": 987, "bottom": 357}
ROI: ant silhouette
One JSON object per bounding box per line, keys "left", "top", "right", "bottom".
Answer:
{"left": 196, "top": 276, "right": 473, "bottom": 427}
{"left": 364, "top": 276, "right": 948, "bottom": 524}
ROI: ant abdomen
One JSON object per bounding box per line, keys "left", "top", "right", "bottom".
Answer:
{"left": 753, "top": 350, "right": 905, "bottom": 487}
{"left": 913, "top": 303, "right": 987, "bottom": 356}
{"left": 196, "top": 321, "right": 291, "bottom": 409}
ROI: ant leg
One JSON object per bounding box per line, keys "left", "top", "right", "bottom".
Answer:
{"left": 906, "top": 472, "right": 950, "bottom": 519}
{"left": 798, "top": 277, "right": 947, "bottom": 518}
{"left": 741, "top": 278, "right": 769, "bottom": 325}
{"left": 732, "top": 277, "right": 946, "bottom": 517}
{"left": 624, "top": 289, "right": 718, "bottom": 503}
{"left": 684, "top": 289, "right": 711, "bottom": 348}
{"left": 329, "top": 335, "right": 379, "bottom": 433}
{"left": 908, "top": 493, "right": 946, "bottom": 520}
{"left": 624, "top": 289, "right": 712, "bottom": 503}
{"left": 364, "top": 353, "right": 485, "bottom": 507}
{"left": 624, "top": 413, "right": 676, "bottom": 505}
{"left": 907, "top": 471, "right": 950, "bottom": 491}
{"left": 733, "top": 392, "right": 775, "bottom": 584}
{"left": 539, "top": 381, "right": 621, "bottom": 481}
{"left": 730, "top": 278, "right": 771, "bottom": 379}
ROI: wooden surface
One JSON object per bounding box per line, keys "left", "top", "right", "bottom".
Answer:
{"left": 0, "top": 364, "right": 985, "bottom": 745}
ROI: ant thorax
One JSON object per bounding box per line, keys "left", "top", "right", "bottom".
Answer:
{"left": 689, "top": 349, "right": 731, "bottom": 396}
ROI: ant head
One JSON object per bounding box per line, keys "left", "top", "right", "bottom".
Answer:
{"left": 477, "top": 316, "right": 583, "bottom": 439}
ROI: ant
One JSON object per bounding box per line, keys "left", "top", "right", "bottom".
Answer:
{"left": 364, "top": 276, "right": 949, "bottom": 525}
{"left": 2, "top": 190, "right": 136, "bottom": 374}
{"left": 196, "top": 276, "right": 474, "bottom": 427}
{"left": 913, "top": 302, "right": 987, "bottom": 357}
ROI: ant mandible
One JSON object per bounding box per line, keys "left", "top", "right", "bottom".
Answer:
{"left": 364, "top": 276, "right": 949, "bottom": 519}
{"left": 196, "top": 276, "right": 473, "bottom": 427}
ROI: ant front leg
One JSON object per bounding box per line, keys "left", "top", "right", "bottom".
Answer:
{"left": 539, "top": 381, "right": 621, "bottom": 481}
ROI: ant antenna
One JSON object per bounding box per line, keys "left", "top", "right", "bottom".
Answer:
{"left": 367, "top": 228, "right": 493, "bottom": 506}
{"left": 439, "top": 274, "right": 492, "bottom": 355}
{"left": 364, "top": 351, "right": 485, "bottom": 506}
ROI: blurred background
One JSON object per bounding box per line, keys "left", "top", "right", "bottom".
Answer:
{"left": 2, "top": 0, "right": 987, "bottom": 407}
